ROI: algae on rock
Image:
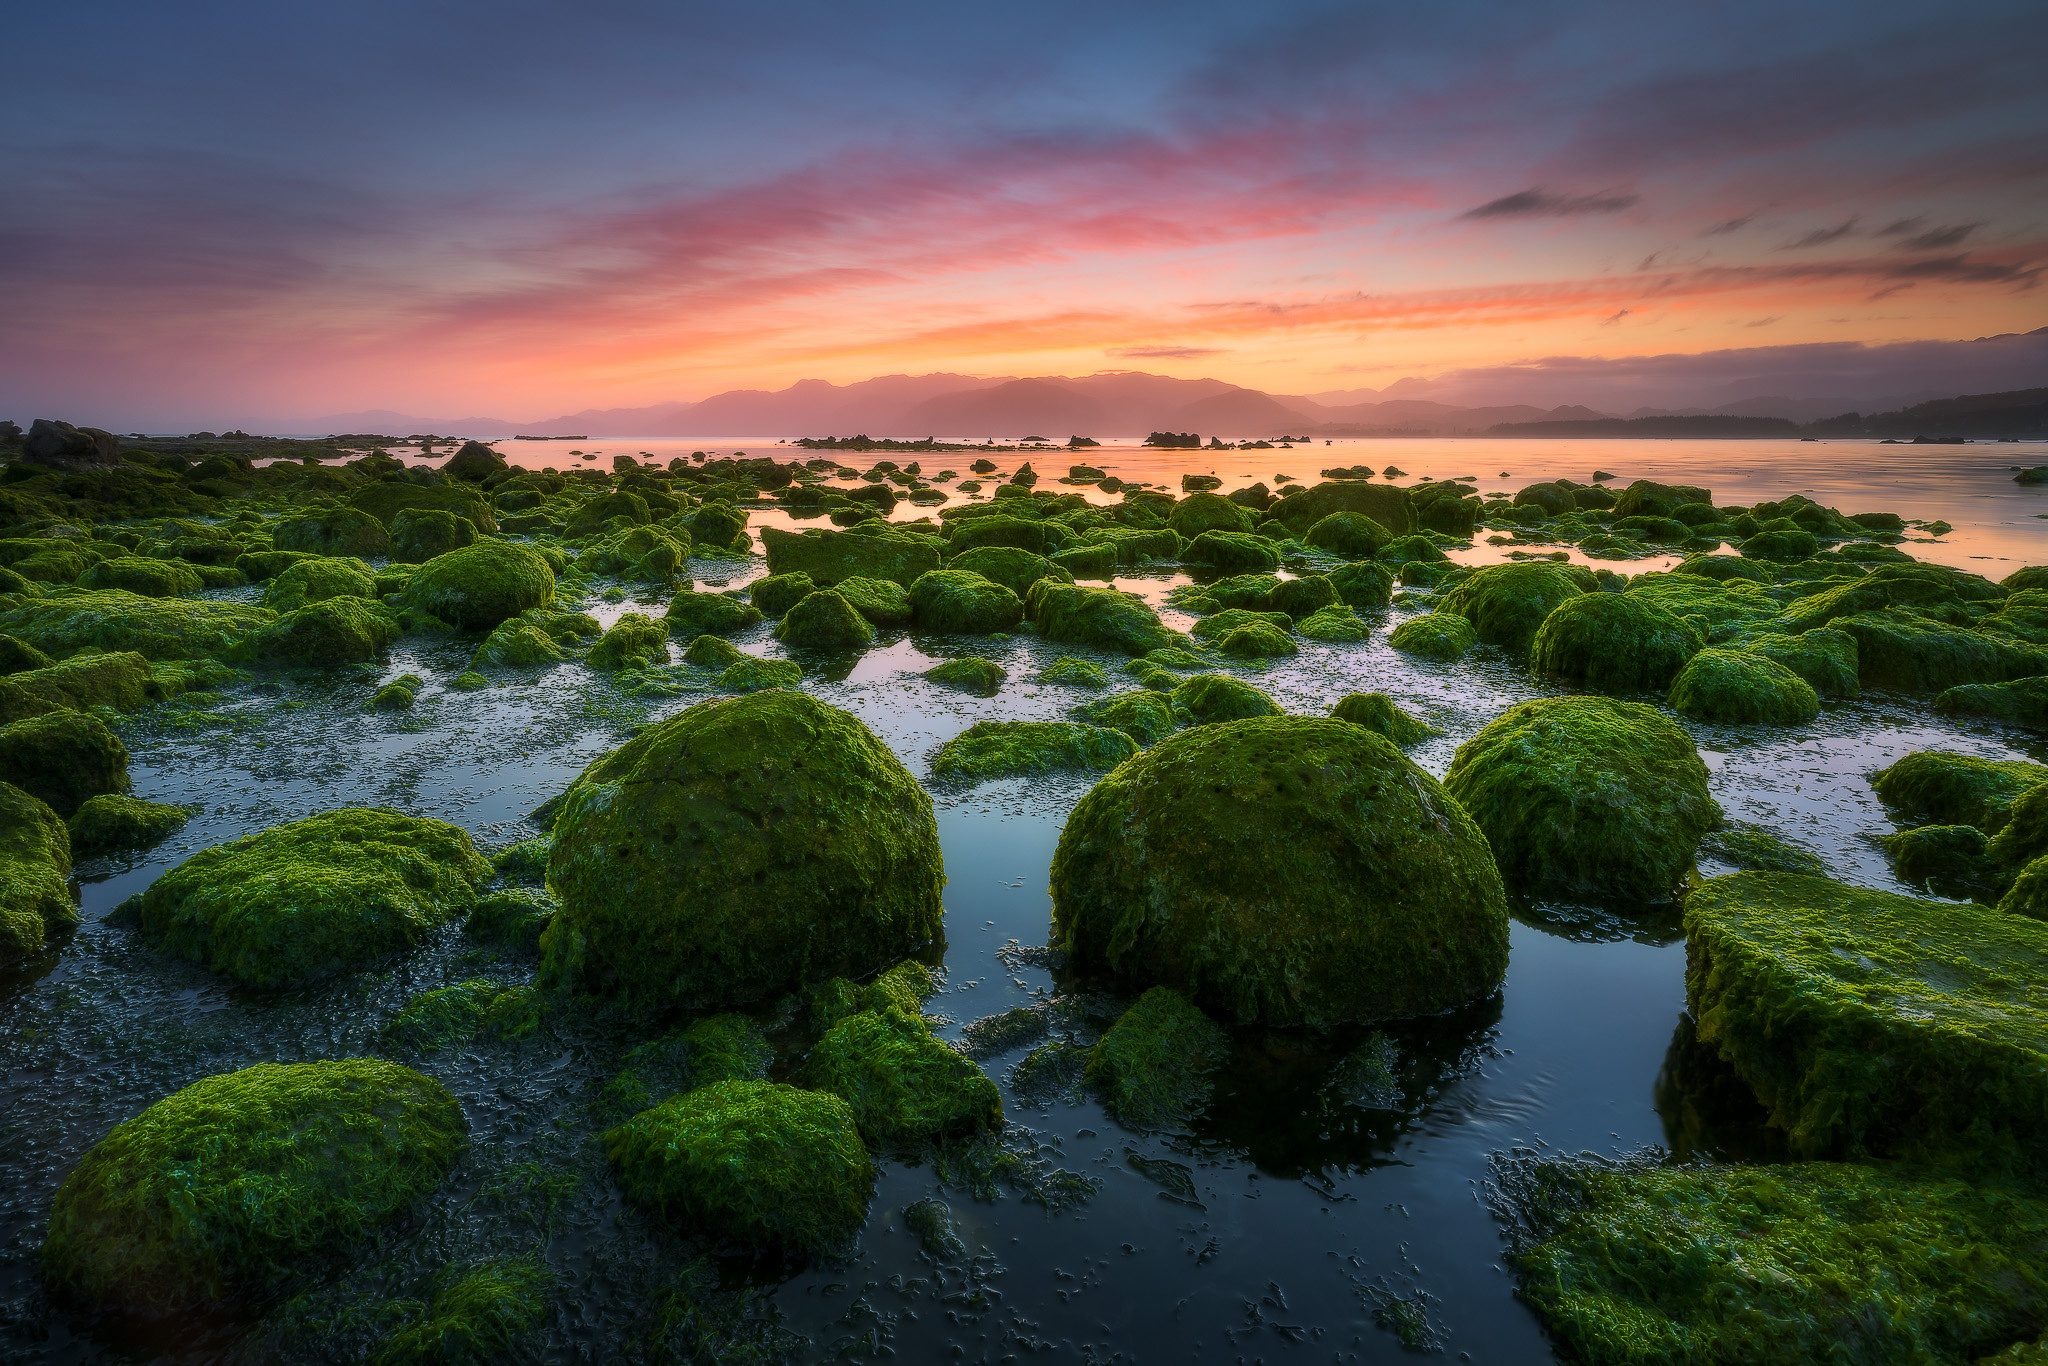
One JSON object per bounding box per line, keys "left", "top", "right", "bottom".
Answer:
{"left": 1086, "top": 987, "right": 1231, "bottom": 1128}
{"left": 931, "top": 720, "right": 1136, "bottom": 785}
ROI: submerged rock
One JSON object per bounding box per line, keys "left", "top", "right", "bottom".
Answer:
{"left": 134, "top": 807, "right": 492, "bottom": 988}
{"left": 1052, "top": 716, "right": 1509, "bottom": 1026}
{"left": 1087, "top": 987, "right": 1230, "bottom": 1129}
{"left": 542, "top": 691, "right": 942, "bottom": 1013}
{"left": 42, "top": 1060, "right": 465, "bottom": 1316}
{"left": 931, "top": 720, "right": 1136, "bottom": 785}
{"left": 1445, "top": 696, "right": 1719, "bottom": 902}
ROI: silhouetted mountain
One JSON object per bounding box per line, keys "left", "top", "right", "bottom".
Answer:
{"left": 1806, "top": 387, "right": 2048, "bottom": 439}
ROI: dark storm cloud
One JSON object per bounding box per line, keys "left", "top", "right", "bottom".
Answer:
{"left": 1461, "top": 189, "right": 1639, "bottom": 220}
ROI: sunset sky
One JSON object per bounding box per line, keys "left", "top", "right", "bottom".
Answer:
{"left": 5, "top": 0, "right": 2043, "bottom": 427}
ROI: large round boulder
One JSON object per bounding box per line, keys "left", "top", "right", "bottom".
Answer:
{"left": 542, "top": 691, "right": 943, "bottom": 1012}
{"left": 1438, "top": 562, "right": 1595, "bottom": 653}
{"left": 42, "top": 1060, "right": 464, "bottom": 1316}
{"left": 404, "top": 541, "right": 556, "bottom": 631}
{"left": 1050, "top": 716, "right": 1508, "bottom": 1026}
{"left": 1532, "top": 592, "right": 1702, "bottom": 693}
{"left": 1444, "top": 696, "right": 1720, "bottom": 901}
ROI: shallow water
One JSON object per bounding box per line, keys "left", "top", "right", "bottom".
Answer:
{"left": 4, "top": 441, "right": 2046, "bottom": 1362}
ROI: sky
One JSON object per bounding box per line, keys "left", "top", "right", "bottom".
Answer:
{"left": 4, "top": 0, "right": 2044, "bottom": 429}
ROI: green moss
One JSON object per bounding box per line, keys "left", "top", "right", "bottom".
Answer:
{"left": 1686, "top": 872, "right": 2048, "bottom": 1173}
{"left": 1880, "top": 823, "right": 1996, "bottom": 899}
{"left": 470, "top": 617, "right": 563, "bottom": 669}
{"left": 75, "top": 556, "right": 203, "bottom": 598}
{"left": 601, "top": 1014, "right": 773, "bottom": 1119}
{"left": 665, "top": 586, "right": 765, "bottom": 637}
{"left": 1329, "top": 560, "right": 1396, "bottom": 610}
{"left": 804, "top": 1005, "right": 1003, "bottom": 1144}
{"left": 1268, "top": 480, "right": 1413, "bottom": 536}
{"left": 813, "top": 960, "right": 938, "bottom": 1027}
{"left": 1871, "top": 750, "right": 2048, "bottom": 833}
{"left": 748, "top": 571, "right": 816, "bottom": 618}
{"left": 1166, "top": 492, "right": 1254, "bottom": 539}
{"left": 1024, "top": 580, "right": 1174, "bottom": 655}
{"left": 774, "top": 588, "right": 875, "bottom": 648}
{"left": 1086, "top": 987, "right": 1230, "bottom": 1128}
{"left": 681, "top": 633, "right": 745, "bottom": 669}
{"left": 1532, "top": 592, "right": 1702, "bottom": 693}
{"left": 273, "top": 506, "right": 393, "bottom": 558}
{"left": 1698, "top": 825, "right": 1826, "bottom": 876}
{"left": 66, "top": 793, "right": 189, "bottom": 858}
{"left": 373, "top": 1258, "right": 550, "bottom": 1366}
{"left": 575, "top": 525, "right": 686, "bottom": 582}
{"left": 541, "top": 691, "right": 943, "bottom": 1013}
{"left": 759, "top": 525, "right": 942, "bottom": 587}
{"left": 1668, "top": 648, "right": 1821, "bottom": 725}
{"left": 1190, "top": 606, "right": 1291, "bottom": 641}
{"left": 1740, "top": 527, "right": 1819, "bottom": 561}
{"left": 0, "top": 633, "right": 54, "bottom": 674}
{"left": 718, "top": 656, "right": 801, "bottom": 692}
{"left": 380, "top": 978, "right": 540, "bottom": 1052}
{"left": 0, "top": 781, "right": 72, "bottom": 964}
{"left": 925, "top": 656, "right": 1006, "bottom": 694}
{"left": 1048, "top": 542, "right": 1116, "bottom": 578}
{"left": 1296, "top": 603, "right": 1370, "bottom": 641}
{"left": 563, "top": 488, "right": 651, "bottom": 537}
{"left": 1303, "top": 511, "right": 1390, "bottom": 557}
{"left": 452, "top": 670, "right": 487, "bottom": 690}
{"left": 0, "top": 589, "right": 273, "bottom": 661}
{"left": 1053, "top": 717, "right": 1508, "bottom": 1026}
{"left": 1744, "top": 627, "right": 1860, "bottom": 698}
{"left": 1170, "top": 673, "right": 1281, "bottom": 725}
{"left": 462, "top": 888, "right": 555, "bottom": 949}
{"left": 1438, "top": 562, "right": 1593, "bottom": 652}
{"left": 0, "top": 649, "right": 157, "bottom": 723}
{"left": 1612, "top": 479, "right": 1712, "bottom": 519}
{"left": 602, "top": 1079, "right": 873, "bottom": 1255}
{"left": 1388, "top": 611, "right": 1476, "bottom": 660}
{"left": 1036, "top": 655, "right": 1108, "bottom": 687}
{"left": 944, "top": 545, "right": 1065, "bottom": 597}
{"left": 1331, "top": 692, "right": 1439, "bottom": 745}
{"left": 1211, "top": 620, "right": 1294, "bottom": 659}
{"left": 587, "top": 612, "right": 670, "bottom": 671}
{"left": 931, "top": 719, "right": 1136, "bottom": 785}
{"left": 1511, "top": 1157, "right": 2048, "bottom": 1365}
{"left": 0, "top": 708, "right": 128, "bottom": 816}
{"left": 135, "top": 807, "right": 491, "bottom": 988}
{"left": 233, "top": 549, "right": 314, "bottom": 582}
{"left": 1987, "top": 786, "right": 2048, "bottom": 876}
{"left": 906, "top": 569, "right": 1024, "bottom": 634}
{"left": 41, "top": 1060, "right": 465, "bottom": 1316}
{"left": 1935, "top": 675, "right": 2048, "bottom": 727}
{"left": 834, "top": 575, "right": 914, "bottom": 628}
{"left": 400, "top": 541, "right": 556, "bottom": 632}
{"left": 351, "top": 482, "right": 496, "bottom": 535}
{"left": 387, "top": 506, "right": 479, "bottom": 566}
{"left": 1072, "top": 689, "right": 1177, "bottom": 746}
{"left": 903, "top": 1198, "right": 966, "bottom": 1259}
{"left": 1830, "top": 610, "right": 2042, "bottom": 693}
{"left": 249, "top": 596, "right": 399, "bottom": 667}
{"left": 262, "top": 556, "right": 375, "bottom": 613}
{"left": 1183, "top": 530, "right": 1280, "bottom": 572}
{"left": 1268, "top": 574, "right": 1339, "bottom": 619}
{"left": 1444, "top": 696, "right": 1720, "bottom": 901}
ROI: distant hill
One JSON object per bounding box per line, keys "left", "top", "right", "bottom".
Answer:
{"left": 1807, "top": 387, "right": 2048, "bottom": 438}
{"left": 1486, "top": 415, "right": 1799, "bottom": 438}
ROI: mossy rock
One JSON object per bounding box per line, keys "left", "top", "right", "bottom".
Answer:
{"left": 471, "top": 617, "right": 564, "bottom": 670}
{"left": 946, "top": 545, "right": 1068, "bottom": 598}
{"left": 233, "top": 550, "right": 316, "bottom": 583}
{"left": 576, "top": 525, "right": 687, "bottom": 583}
{"left": 67, "top": 794, "right": 190, "bottom": 858}
{"left": 601, "top": 1014, "right": 772, "bottom": 1120}
{"left": 1612, "top": 479, "right": 1712, "bottom": 519}
{"left": 1296, "top": 603, "right": 1369, "bottom": 641}
{"left": 1532, "top": 592, "right": 1702, "bottom": 693}
{"left": 0, "top": 709, "right": 128, "bottom": 817}
{"left": 1331, "top": 692, "right": 1438, "bottom": 746}
{"left": 379, "top": 978, "right": 541, "bottom": 1052}
{"left": 931, "top": 720, "right": 1136, "bottom": 785}
{"left": 1086, "top": 987, "right": 1230, "bottom": 1128}
{"left": 262, "top": 556, "right": 376, "bottom": 613}
{"left": 1328, "top": 560, "right": 1396, "bottom": 611}
{"left": 1052, "top": 717, "right": 1509, "bottom": 1026}
{"left": 1438, "top": 562, "right": 1592, "bottom": 653}
{"left": 1445, "top": 696, "right": 1719, "bottom": 902}
{"left": 1871, "top": 751, "right": 2048, "bottom": 834}
{"left": 1188, "top": 572, "right": 1279, "bottom": 612}
{"left": 373, "top": 1258, "right": 549, "bottom": 1366}
{"left": 403, "top": 541, "right": 555, "bottom": 632}
{"left": 372, "top": 674, "right": 420, "bottom": 710}
{"left": 494, "top": 832, "right": 554, "bottom": 882}
{"left": 748, "top": 571, "right": 816, "bottom": 618}
{"left": 1170, "top": 673, "right": 1280, "bottom": 725}
{"left": 1741, "top": 527, "right": 1820, "bottom": 561}
{"left": 907, "top": 569, "right": 1024, "bottom": 635}
{"left": 1831, "top": 610, "right": 2042, "bottom": 693}
{"left": 389, "top": 506, "right": 479, "bottom": 564}
{"left": 249, "top": 597, "right": 399, "bottom": 667}
{"left": 42, "top": 1060, "right": 465, "bottom": 1316}
{"left": 1166, "top": 492, "right": 1254, "bottom": 539}
{"left": 812, "top": 960, "right": 938, "bottom": 1028}
{"left": 947, "top": 514, "right": 1048, "bottom": 556}
{"left": 1024, "top": 581, "right": 1174, "bottom": 655}
{"left": 1686, "top": 872, "right": 2048, "bottom": 1173}
{"left": 602, "top": 1079, "right": 873, "bottom": 1255}
{"left": 759, "top": 525, "right": 942, "bottom": 587}
{"left": 1936, "top": 675, "right": 2048, "bottom": 727}
{"left": 588, "top": 613, "right": 670, "bottom": 671}
{"left": 804, "top": 1005, "right": 1003, "bottom": 1144}
{"left": 1745, "top": 627, "right": 1859, "bottom": 698}
{"left": 1267, "top": 574, "right": 1338, "bottom": 619}
{"left": 1049, "top": 542, "right": 1116, "bottom": 578}
{"left": 1035, "top": 655, "right": 1108, "bottom": 688}
{"left": 1072, "top": 689, "right": 1177, "bottom": 746}
{"left": 1880, "top": 823, "right": 1996, "bottom": 899}
{"left": 76, "top": 556, "right": 203, "bottom": 598}
{"left": 0, "top": 633, "right": 54, "bottom": 675}
{"left": 461, "top": 888, "right": 555, "bottom": 950}
{"left": 1379, "top": 534, "right": 1448, "bottom": 566}
{"left": 1512, "top": 1157, "right": 2048, "bottom": 1365}
{"left": 1214, "top": 620, "right": 1297, "bottom": 660}
{"left": 1668, "top": 648, "right": 1820, "bottom": 725}
{"left": 0, "top": 590, "right": 274, "bottom": 661}
{"left": 1302, "top": 512, "right": 1390, "bottom": 558}
{"left": 834, "top": 575, "right": 914, "bottom": 629}
{"left": 1189, "top": 607, "right": 1291, "bottom": 641}
{"left": 717, "top": 656, "right": 800, "bottom": 692}
{"left": 1183, "top": 530, "right": 1280, "bottom": 572}
{"left": 0, "top": 650, "right": 157, "bottom": 724}
{"left": 0, "top": 781, "right": 73, "bottom": 965}
{"left": 1267, "top": 480, "right": 1413, "bottom": 536}
{"left": 273, "top": 506, "right": 393, "bottom": 559}
{"left": 774, "top": 589, "right": 875, "bottom": 648}
{"left": 350, "top": 482, "right": 496, "bottom": 535}
{"left": 135, "top": 807, "right": 492, "bottom": 988}
{"left": 924, "top": 656, "right": 1006, "bottom": 695}
{"left": 666, "top": 587, "right": 764, "bottom": 638}
{"left": 541, "top": 691, "right": 942, "bottom": 1013}
{"left": 1388, "top": 612, "right": 1476, "bottom": 661}
{"left": 1698, "top": 825, "right": 1825, "bottom": 876}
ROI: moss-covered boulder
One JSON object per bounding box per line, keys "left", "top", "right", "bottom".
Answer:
{"left": 1879, "top": 823, "right": 1996, "bottom": 899}
{"left": 665, "top": 586, "right": 764, "bottom": 638}
{"left": 247, "top": 596, "right": 398, "bottom": 667}
{"left": 0, "top": 709, "right": 128, "bottom": 816}
{"left": 1669, "top": 648, "right": 1821, "bottom": 725}
{"left": 262, "top": 556, "right": 376, "bottom": 613}
{"left": 1532, "top": 592, "right": 1702, "bottom": 693}
{"left": 748, "top": 572, "right": 816, "bottom": 618}
{"left": 587, "top": 613, "right": 670, "bottom": 671}
{"left": 388, "top": 506, "right": 478, "bottom": 564}
{"left": 1871, "top": 750, "right": 2048, "bottom": 833}
{"left": 1388, "top": 611, "right": 1476, "bottom": 661}
{"left": 1214, "top": 619, "right": 1297, "bottom": 660}
{"left": 1512, "top": 1157, "right": 2048, "bottom": 1365}
{"left": 1086, "top": 986, "right": 1231, "bottom": 1129}
{"left": 1331, "top": 692, "right": 1438, "bottom": 746}
{"left": 1328, "top": 560, "right": 1396, "bottom": 612}
{"left": 1024, "top": 581, "right": 1173, "bottom": 655}
{"left": 541, "top": 691, "right": 942, "bottom": 1012}
{"left": 373, "top": 1258, "right": 549, "bottom": 1366}
{"left": 379, "top": 978, "right": 541, "bottom": 1052}
{"left": 0, "top": 650, "right": 157, "bottom": 724}
{"left": 0, "top": 590, "right": 273, "bottom": 661}
{"left": 1052, "top": 717, "right": 1509, "bottom": 1026}
{"left": 600, "top": 1014, "right": 772, "bottom": 1120}
{"left": 804, "top": 1005, "right": 1002, "bottom": 1144}
{"left": 1166, "top": 492, "right": 1254, "bottom": 539}
{"left": 42, "top": 1060, "right": 465, "bottom": 1316}
{"left": 1073, "top": 689, "right": 1177, "bottom": 746}
{"left": 931, "top": 720, "right": 1135, "bottom": 785}
{"left": 1169, "top": 673, "right": 1281, "bottom": 725}
{"left": 1296, "top": 603, "right": 1369, "bottom": 641}
{"left": 403, "top": 542, "right": 555, "bottom": 631}
{"left": 759, "top": 525, "right": 942, "bottom": 588}
{"left": 273, "top": 506, "right": 393, "bottom": 559}
{"left": 924, "top": 656, "right": 1006, "bottom": 694}
{"left": 1302, "top": 512, "right": 1390, "bottom": 558}
{"left": 67, "top": 794, "right": 190, "bottom": 858}
{"left": 907, "top": 569, "right": 1024, "bottom": 635}
{"left": 0, "top": 781, "right": 72, "bottom": 965}
{"left": 471, "top": 617, "right": 564, "bottom": 669}
{"left": 1686, "top": 872, "right": 2048, "bottom": 1171}
{"left": 949, "top": 545, "right": 1068, "bottom": 597}
{"left": 1445, "top": 696, "right": 1719, "bottom": 901}
{"left": 1268, "top": 480, "right": 1413, "bottom": 536}
{"left": 351, "top": 482, "right": 496, "bottom": 535}
{"left": 1935, "top": 675, "right": 2048, "bottom": 727}
{"left": 1181, "top": 531, "right": 1279, "bottom": 573}
{"left": 577, "top": 525, "right": 686, "bottom": 582}
{"left": 1036, "top": 655, "right": 1109, "bottom": 687}
{"left": 1438, "top": 562, "right": 1592, "bottom": 652}
{"left": 1830, "top": 610, "right": 2042, "bottom": 693}
{"left": 76, "top": 556, "right": 203, "bottom": 598}
{"left": 832, "top": 575, "right": 913, "bottom": 629}
{"left": 602, "top": 1079, "right": 872, "bottom": 1255}
{"left": 0, "top": 634, "right": 55, "bottom": 675}
{"left": 946, "top": 513, "right": 1049, "bottom": 555}
{"left": 1745, "top": 627, "right": 1859, "bottom": 698}
{"left": 1612, "top": 479, "right": 1712, "bottom": 519}
{"left": 774, "top": 588, "right": 875, "bottom": 648}
{"left": 135, "top": 807, "right": 491, "bottom": 988}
